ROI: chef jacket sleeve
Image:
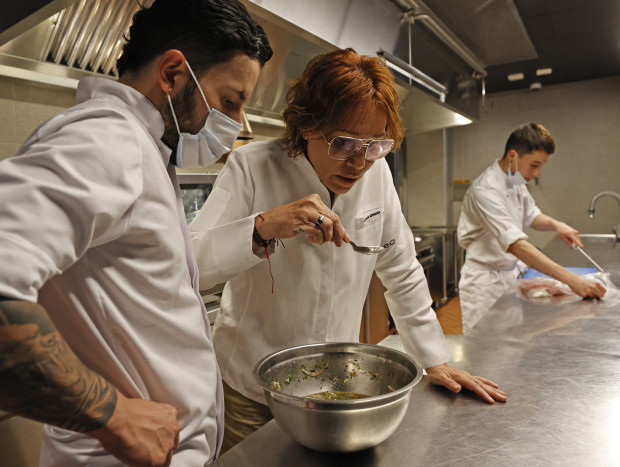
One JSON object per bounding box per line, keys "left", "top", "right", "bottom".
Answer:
{"left": 521, "top": 187, "right": 542, "bottom": 227}
{"left": 371, "top": 162, "right": 450, "bottom": 369}
{"left": 0, "top": 108, "right": 143, "bottom": 302}
{"left": 468, "top": 185, "right": 528, "bottom": 251}
{"left": 189, "top": 151, "right": 264, "bottom": 290}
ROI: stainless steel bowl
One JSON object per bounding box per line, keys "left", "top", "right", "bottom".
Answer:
{"left": 253, "top": 342, "right": 423, "bottom": 452}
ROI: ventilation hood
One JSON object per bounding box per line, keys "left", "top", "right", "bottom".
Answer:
{"left": 0, "top": 0, "right": 478, "bottom": 135}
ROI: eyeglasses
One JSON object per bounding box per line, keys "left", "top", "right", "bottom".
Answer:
{"left": 320, "top": 131, "right": 395, "bottom": 161}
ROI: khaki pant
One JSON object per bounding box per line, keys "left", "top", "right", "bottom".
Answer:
{"left": 221, "top": 381, "right": 273, "bottom": 454}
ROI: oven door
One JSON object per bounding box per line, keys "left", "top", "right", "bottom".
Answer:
{"left": 177, "top": 173, "right": 219, "bottom": 224}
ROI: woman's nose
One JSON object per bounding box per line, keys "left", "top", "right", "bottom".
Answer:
{"left": 348, "top": 149, "right": 367, "bottom": 170}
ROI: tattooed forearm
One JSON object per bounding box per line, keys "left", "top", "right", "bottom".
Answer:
{"left": 0, "top": 299, "right": 117, "bottom": 433}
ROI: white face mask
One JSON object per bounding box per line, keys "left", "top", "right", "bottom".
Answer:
{"left": 167, "top": 61, "right": 242, "bottom": 168}
{"left": 507, "top": 155, "right": 528, "bottom": 186}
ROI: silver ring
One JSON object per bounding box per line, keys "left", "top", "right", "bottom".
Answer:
{"left": 293, "top": 228, "right": 301, "bottom": 233}
{"left": 316, "top": 214, "right": 325, "bottom": 224}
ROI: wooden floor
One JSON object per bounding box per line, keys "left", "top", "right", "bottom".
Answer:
{"left": 435, "top": 296, "right": 463, "bottom": 335}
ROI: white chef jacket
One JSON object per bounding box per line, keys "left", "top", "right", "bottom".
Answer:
{"left": 189, "top": 139, "right": 449, "bottom": 404}
{"left": 0, "top": 77, "right": 223, "bottom": 466}
{"left": 457, "top": 160, "right": 541, "bottom": 332}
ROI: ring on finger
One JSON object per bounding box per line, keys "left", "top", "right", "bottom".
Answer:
{"left": 316, "top": 214, "right": 325, "bottom": 225}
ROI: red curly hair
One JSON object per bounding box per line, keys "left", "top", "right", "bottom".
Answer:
{"left": 282, "top": 48, "right": 404, "bottom": 158}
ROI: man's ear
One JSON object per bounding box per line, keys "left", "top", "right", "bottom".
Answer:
{"left": 157, "top": 50, "right": 187, "bottom": 96}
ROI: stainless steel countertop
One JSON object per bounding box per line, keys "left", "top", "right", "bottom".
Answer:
{"left": 217, "top": 235, "right": 620, "bottom": 466}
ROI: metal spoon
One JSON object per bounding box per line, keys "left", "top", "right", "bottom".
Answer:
{"left": 349, "top": 241, "right": 384, "bottom": 255}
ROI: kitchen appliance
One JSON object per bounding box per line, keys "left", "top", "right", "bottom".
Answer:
{"left": 177, "top": 173, "right": 218, "bottom": 224}
{"left": 414, "top": 237, "right": 436, "bottom": 272}
{"left": 177, "top": 172, "right": 222, "bottom": 319}
{"left": 412, "top": 226, "right": 462, "bottom": 308}
{"left": 253, "top": 342, "right": 423, "bottom": 453}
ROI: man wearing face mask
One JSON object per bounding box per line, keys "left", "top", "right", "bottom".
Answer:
{"left": 168, "top": 60, "right": 244, "bottom": 169}
{"left": 457, "top": 123, "right": 605, "bottom": 333}
{"left": 0, "top": 0, "right": 272, "bottom": 466}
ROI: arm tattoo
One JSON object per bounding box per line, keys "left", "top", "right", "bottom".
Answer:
{"left": 0, "top": 299, "right": 117, "bottom": 432}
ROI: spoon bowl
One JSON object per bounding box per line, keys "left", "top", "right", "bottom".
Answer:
{"left": 350, "top": 241, "right": 384, "bottom": 255}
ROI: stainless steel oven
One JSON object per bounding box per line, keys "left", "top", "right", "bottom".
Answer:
{"left": 177, "top": 173, "right": 219, "bottom": 224}
{"left": 177, "top": 172, "right": 222, "bottom": 320}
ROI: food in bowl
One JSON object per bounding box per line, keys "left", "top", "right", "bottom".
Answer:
{"left": 253, "top": 342, "right": 422, "bottom": 452}
{"left": 305, "top": 390, "right": 369, "bottom": 400}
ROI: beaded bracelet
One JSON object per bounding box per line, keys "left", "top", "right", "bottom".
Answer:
{"left": 252, "top": 213, "right": 282, "bottom": 294}
{"left": 252, "top": 214, "right": 275, "bottom": 249}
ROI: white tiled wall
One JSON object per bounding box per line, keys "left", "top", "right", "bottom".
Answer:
{"left": 0, "top": 416, "right": 42, "bottom": 467}
{"left": 408, "top": 75, "right": 620, "bottom": 249}
{"left": 454, "top": 75, "right": 620, "bottom": 247}
{"left": 406, "top": 129, "right": 447, "bottom": 226}
{"left": 0, "top": 76, "right": 75, "bottom": 161}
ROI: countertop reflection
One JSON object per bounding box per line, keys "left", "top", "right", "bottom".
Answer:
{"left": 216, "top": 236, "right": 620, "bottom": 467}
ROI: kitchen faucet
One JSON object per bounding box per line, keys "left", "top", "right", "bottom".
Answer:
{"left": 587, "top": 191, "right": 620, "bottom": 241}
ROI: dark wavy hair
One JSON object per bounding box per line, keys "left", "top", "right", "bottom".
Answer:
{"left": 282, "top": 48, "right": 405, "bottom": 158}
{"left": 116, "top": 0, "right": 272, "bottom": 77}
{"left": 503, "top": 123, "right": 555, "bottom": 158}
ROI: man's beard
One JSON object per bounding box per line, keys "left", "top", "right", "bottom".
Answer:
{"left": 161, "top": 82, "right": 200, "bottom": 151}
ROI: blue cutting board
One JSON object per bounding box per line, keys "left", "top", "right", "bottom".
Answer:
{"left": 523, "top": 267, "right": 597, "bottom": 279}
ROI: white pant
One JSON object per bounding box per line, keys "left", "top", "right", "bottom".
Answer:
{"left": 458, "top": 262, "right": 519, "bottom": 333}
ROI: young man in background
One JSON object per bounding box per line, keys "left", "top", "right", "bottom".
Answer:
{"left": 458, "top": 123, "right": 605, "bottom": 333}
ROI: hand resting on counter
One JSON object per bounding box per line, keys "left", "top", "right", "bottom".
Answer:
{"left": 425, "top": 363, "right": 507, "bottom": 404}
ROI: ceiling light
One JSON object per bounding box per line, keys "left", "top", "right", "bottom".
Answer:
{"left": 536, "top": 68, "right": 553, "bottom": 76}
{"left": 507, "top": 73, "right": 524, "bottom": 81}
{"left": 454, "top": 112, "right": 473, "bottom": 125}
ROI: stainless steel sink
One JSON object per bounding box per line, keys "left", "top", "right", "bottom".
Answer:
{"left": 579, "top": 233, "right": 618, "bottom": 243}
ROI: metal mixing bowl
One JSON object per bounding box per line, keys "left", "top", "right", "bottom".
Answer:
{"left": 253, "top": 342, "right": 423, "bottom": 452}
